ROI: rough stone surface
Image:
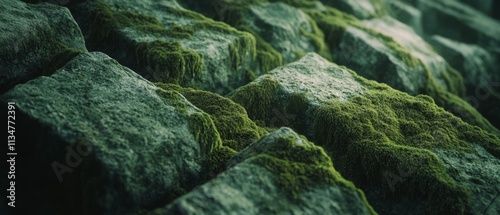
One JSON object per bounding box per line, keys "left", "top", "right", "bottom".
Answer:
{"left": 385, "top": 0, "right": 423, "bottom": 35}
{"left": 154, "top": 128, "right": 376, "bottom": 215}
{"left": 231, "top": 53, "right": 500, "bottom": 215}
{"left": 343, "top": 16, "right": 461, "bottom": 96}
{"left": 70, "top": 0, "right": 259, "bottom": 95}
{"left": 178, "top": 0, "right": 333, "bottom": 74}
{"left": 416, "top": 0, "right": 500, "bottom": 59}
{"left": 320, "top": 0, "right": 385, "bottom": 19}
{"left": 3, "top": 0, "right": 500, "bottom": 214}
{"left": 0, "top": 52, "right": 221, "bottom": 215}
{"left": 433, "top": 144, "right": 500, "bottom": 215}
{"left": 243, "top": 2, "right": 330, "bottom": 63}
{"left": 0, "top": 0, "right": 87, "bottom": 94}
{"left": 429, "top": 35, "right": 500, "bottom": 129}
{"left": 317, "top": 11, "right": 498, "bottom": 134}
{"left": 429, "top": 35, "right": 498, "bottom": 90}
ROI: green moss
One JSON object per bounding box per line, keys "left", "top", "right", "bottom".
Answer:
{"left": 307, "top": 7, "right": 421, "bottom": 69}
{"left": 306, "top": 7, "right": 493, "bottom": 135}
{"left": 156, "top": 87, "right": 239, "bottom": 181}
{"left": 40, "top": 41, "right": 84, "bottom": 76}
{"left": 188, "top": 112, "right": 223, "bottom": 156}
{"left": 156, "top": 83, "right": 269, "bottom": 179}
{"left": 207, "top": 146, "right": 237, "bottom": 178}
{"left": 441, "top": 64, "right": 466, "bottom": 97}
{"left": 81, "top": 0, "right": 194, "bottom": 46}
{"left": 245, "top": 69, "right": 257, "bottom": 82}
{"left": 183, "top": 0, "right": 342, "bottom": 73}
{"left": 236, "top": 25, "right": 283, "bottom": 73}
{"left": 156, "top": 83, "right": 267, "bottom": 151}
{"left": 230, "top": 60, "right": 498, "bottom": 213}
{"left": 156, "top": 88, "right": 222, "bottom": 154}
{"left": 311, "top": 74, "right": 500, "bottom": 213}
{"left": 305, "top": 7, "right": 359, "bottom": 51}
{"left": 77, "top": 0, "right": 258, "bottom": 86}
{"left": 299, "top": 16, "right": 333, "bottom": 61}
{"left": 80, "top": 0, "right": 201, "bottom": 84}
{"left": 230, "top": 76, "right": 281, "bottom": 122}
{"left": 247, "top": 135, "right": 376, "bottom": 214}
{"left": 135, "top": 41, "right": 202, "bottom": 84}
{"left": 285, "top": 93, "right": 310, "bottom": 132}
{"left": 255, "top": 38, "right": 283, "bottom": 72}
{"left": 425, "top": 68, "right": 500, "bottom": 136}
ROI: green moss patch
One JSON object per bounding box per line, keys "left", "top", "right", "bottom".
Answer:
{"left": 156, "top": 88, "right": 232, "bottom": 179}
{"left": 237, "top": 131, "right": 376, "bottom": 214}
{"left": 303, "top": 7, "right": 499, "bottom": 135}
{"left": 425, "top": 68, "right": 500, "bottom": 136}
{"left": 312, "top": 76, "right": 500, "bottom": 214}
{"left": 136, "top": 41, "right": 202, "bottom": 84}
{"left": 230, "top": 54, "right": 499, "bottom": 213}
{"left": 156, "top": 83, "right": 268, "bottom": 177}
{"left": 156, "top": 83, "right": 266, "bottom": 151}
{"left": 230, "top": 76, "right": 281, "bottom": 122}
{"left": 75, "top": 0, "right": 257, "bottom": 86}
{"left": 181, "top": 0, "right": 335, "bottom": 72}
{"left": 210, "top": 0, "right": 284, "bottom": 73}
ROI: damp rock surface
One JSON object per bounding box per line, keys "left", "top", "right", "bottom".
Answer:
{"left": 70, "top": 0, "right": 259, "bottom": 94}
{"left": 2, "top": 0, "right": 500, "bottom": 215}
{"left": 0, "top": 52, "right": 222, "bottom": 215}
{"left": 231, "top": 53, "right": 500, "bottom": 215}
{"left": 155, "top": 128, "right": 376, "bottom": 215}
{"left": 0, "top": 0, "right": 86, "bottom": 94}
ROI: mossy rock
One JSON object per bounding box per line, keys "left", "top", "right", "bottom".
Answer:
{"left": 243, "top": 2, "right": 332, "bottom": 64}
{"left": 416, "top": 0, "right": 500, "bottom": 56}
{"left": 179, "top": 0, "right": 335, "bottom": 70}
{"left": 230, "top": 53, "right": 500, "bottom": 215}
{"left": 303, "top": 7, "right": 498, "bottom": 134}
{"left": 319, "top": 0, "right": 387, "bottom": 19}
{"left": 429, "top": 35, "right": 500, "bottom": 130}
{"left": 384, "top": 0, "right": 423, "bottom": 34}
{"left": 155, "top": 83, "right": 268, "bottom": 178}
{"left": 0, "top": 52, "right": 223, "bottom": 214}
{"left": 153, "top": 128, "right": 376, "bottom": 215}
{"left": 69, "top": 0, "right": 259, "bottom": 94}
{"left": 0, "top": 0, "right": 86, "bottom": 94}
